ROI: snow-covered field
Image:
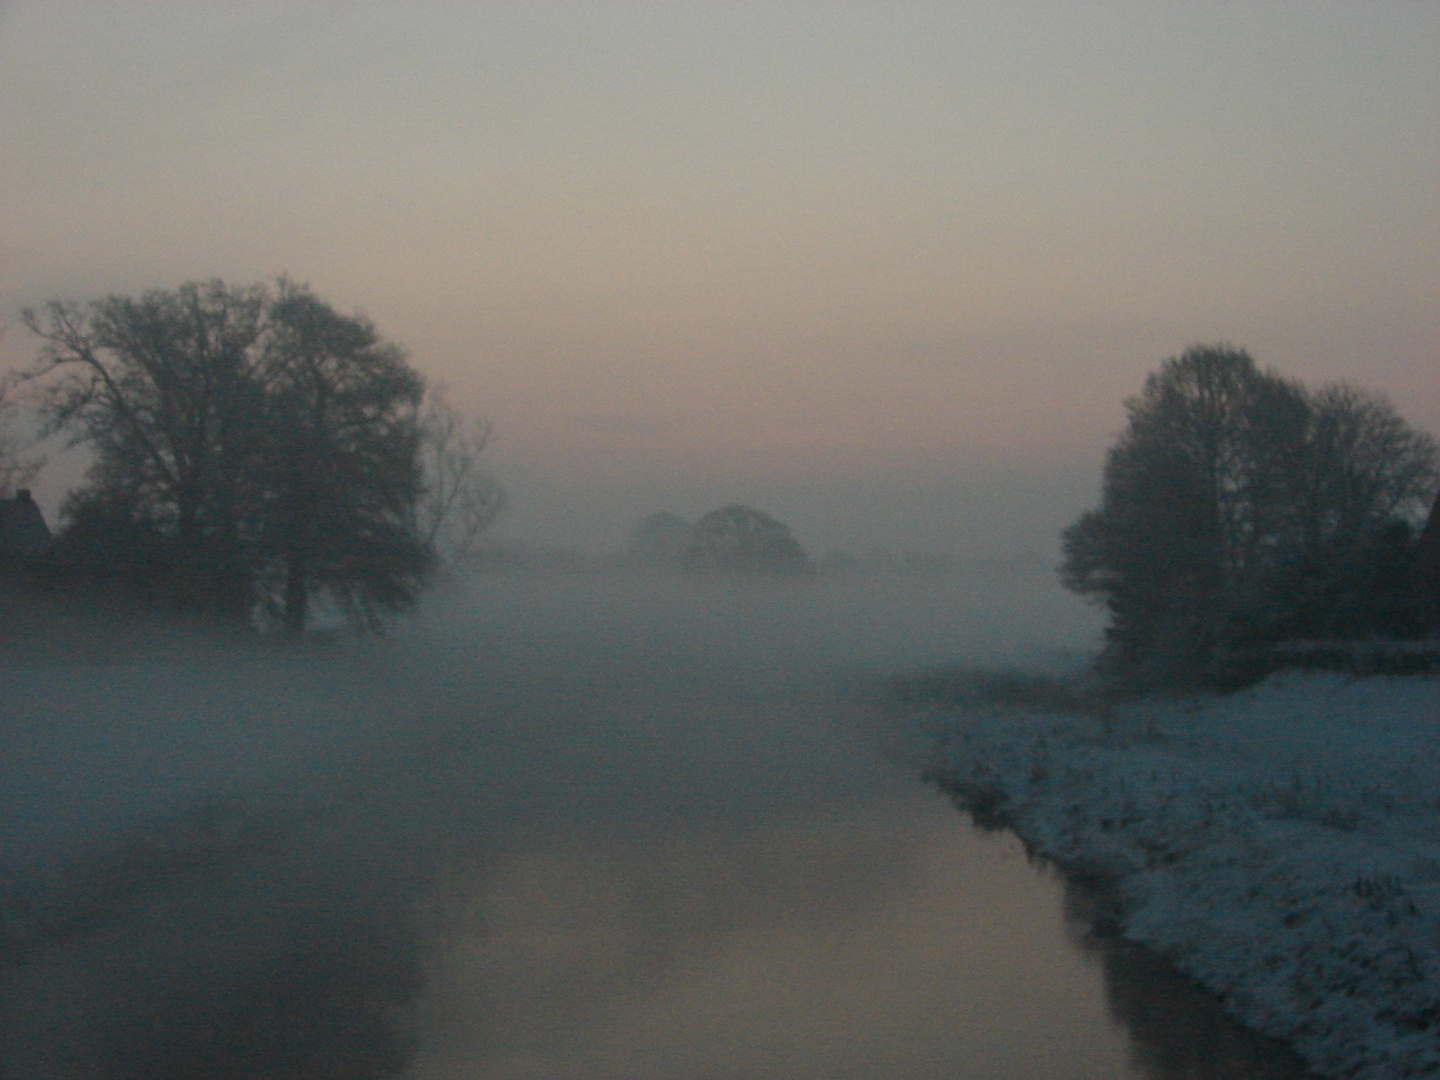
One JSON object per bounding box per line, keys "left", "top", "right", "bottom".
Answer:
{"left": 922, "top": 671, "right": 1440, "bottom": 1080}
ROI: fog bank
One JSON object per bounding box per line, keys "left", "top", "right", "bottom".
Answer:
{"left": 1, "top": 566, "right": 1100, "bottom": 1076}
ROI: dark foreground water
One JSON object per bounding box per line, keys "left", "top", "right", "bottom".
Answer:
{"left": 0, "top": 569, "right": 1311, "bottom": 1078}
{"left": 410, "top": 789, "right": 1312, "bottom": 1080}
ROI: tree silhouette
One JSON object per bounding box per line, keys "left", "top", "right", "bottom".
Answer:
{"left": 1062, "top": 345, "right": 1437, "bottom": 684}
{"left": 24, "top": 279, "right": 437, "bottom": 632}
{"left": 684, "top": 505, "right": 813, "bottom": 576}
{"left": 257, "top": 282, "right": 431, "bottom": 634}
{"left": 25, "top": 281, "right": 270, "bottom": 617}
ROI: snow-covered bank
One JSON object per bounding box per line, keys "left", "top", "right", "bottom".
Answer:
{"left": 921, "top": 672, "right": 1440, "bottom": 1080}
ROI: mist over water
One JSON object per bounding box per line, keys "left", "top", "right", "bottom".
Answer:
{"left": 8, "top": 564, "right": 1250, "bottom": 1079}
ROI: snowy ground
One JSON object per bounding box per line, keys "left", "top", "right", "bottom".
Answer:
{"left": 921, "top": 671, "right": 1440, "bottom": 1080}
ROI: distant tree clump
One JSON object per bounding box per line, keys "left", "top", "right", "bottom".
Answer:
{"left": 683, "top": 504, "right": 813, "bottom": 577}
{"left": 22, "top": 278, "right": 499, "bottom": 633}
{"left": 1061, "top": 344, "right": 1438, "bottom": 686}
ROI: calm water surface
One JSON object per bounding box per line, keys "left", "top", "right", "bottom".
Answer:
{"left": 2, "top": 569, "right": 1313, "bottom": 1077}
{"left": 413, "top": 791, "right": 1134, "bottom": 1079}
{"left": 399, "top": 572, "right": 1310, "bottom": 1079}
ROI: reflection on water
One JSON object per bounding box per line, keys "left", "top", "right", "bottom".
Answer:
{"left": 410, "top": 791, "right": 1132, "bottom": 1080}
{"left": 409, "top": 789, "right": 1315, "bottom": 1080}
{"left": 1062, "top": 885, "right": 1318, "bottom": 1080}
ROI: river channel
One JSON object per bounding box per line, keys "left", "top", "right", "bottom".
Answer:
{"left": 2, "top": 568, "right": 1314, "bottom": 1077}
{"left": 396, "top": 570, "right": 1314, "bottom": 1079}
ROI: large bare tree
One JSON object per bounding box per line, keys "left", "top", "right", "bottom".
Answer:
{"left": 1062, "top": 345, "right": 1438, "bottom": 684}
{"left": 23, "top": 279, "right": 436, "bottom": 632}
{"left": 24, "top": 281, "right": 269, "bottom": 616}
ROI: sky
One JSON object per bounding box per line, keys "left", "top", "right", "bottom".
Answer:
{"left": 1, "top": 1, "right": 1436, "bottom": 556}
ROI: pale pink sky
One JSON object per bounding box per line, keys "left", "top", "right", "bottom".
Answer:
{"left": 2, "top": 2, "right": 1436, "bottom": 554}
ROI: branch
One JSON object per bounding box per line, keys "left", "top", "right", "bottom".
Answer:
{"left": 23, "top": 301, "right": 181, "bottom": 493}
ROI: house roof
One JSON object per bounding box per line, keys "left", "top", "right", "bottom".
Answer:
{"left": 0, "top": 489, "right": 53, "bottom": 559}
{"left": 1418, "top": 488, "right": 1440, "bottom": 625}
{"left": 1420, "top": 488, "right": 1440, "bottom": 567}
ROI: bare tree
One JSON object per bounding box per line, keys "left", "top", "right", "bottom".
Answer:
{"left": 260, "top": 280, "right": 432, "bottom": 634}
{"left": 417, "top": 391, "right": 505, "bottom": 564}
{"left": 1062, "top": 344, "right": 1438, "bottom": 685}
{"left": 23, "top": 282, "right": 269, "bottom": 617}
{"left": 23, "top": 280, "right": 435, "bottom": 632}
{"left": 1297, "top": 382, "right": 1440, "bottom": 558}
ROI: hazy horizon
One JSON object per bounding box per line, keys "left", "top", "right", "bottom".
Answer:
{"left": 2, "top": 2, "right": 1436, "bottom": 557}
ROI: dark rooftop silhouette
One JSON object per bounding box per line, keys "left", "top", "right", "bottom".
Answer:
{"left": 0, "top": 489, "right": 53, "bottom": 562}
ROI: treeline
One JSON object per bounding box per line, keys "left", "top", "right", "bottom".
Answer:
{"left": 1062, "top": 345, "right": 1440, "bottom": 688}
{"left": 14, "top": 279, "right": 501, "bottom": 634}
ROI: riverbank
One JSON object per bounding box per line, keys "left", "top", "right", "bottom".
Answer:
{"left": 917, "top": 670, "right": 1440, "bottom": 1080}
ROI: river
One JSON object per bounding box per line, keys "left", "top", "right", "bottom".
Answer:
{"left": 1, "top": 568, "right": 1313, "bottom": 1077}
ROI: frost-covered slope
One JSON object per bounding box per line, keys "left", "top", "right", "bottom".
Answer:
{"left": 926, "top": 672, "right": 1440, "bottom": 1079}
